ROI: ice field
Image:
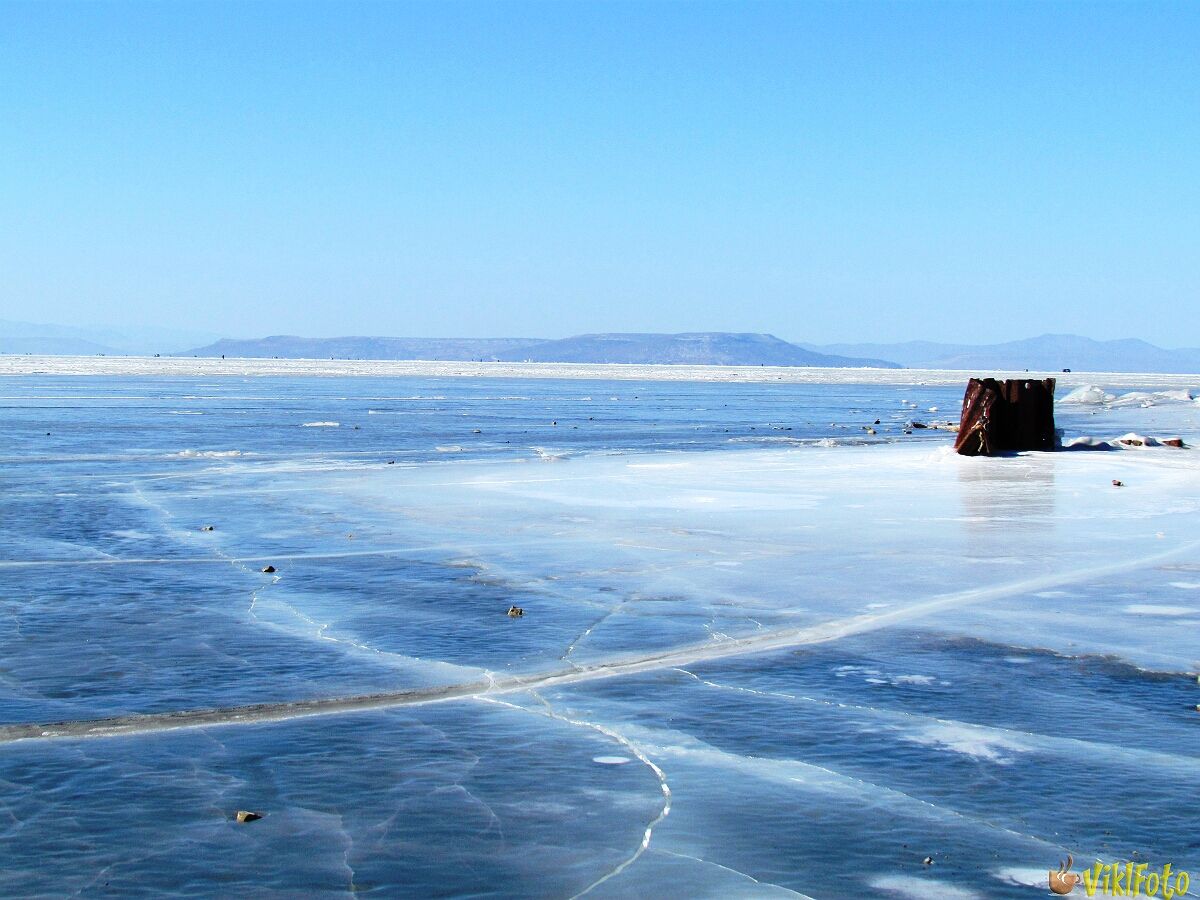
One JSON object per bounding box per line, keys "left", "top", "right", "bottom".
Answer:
{"left": 1, "top": 368, "right": 1198, "bottom": 897}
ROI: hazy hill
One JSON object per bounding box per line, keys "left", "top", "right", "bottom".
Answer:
{"left": 185, "top": 332, "right": 900, "bottom": 368}
{"left": 186, "top": 335, "right": 546, "bottom": 360}
{"left": 17, "top": 323, "right": 1198, "bottom": 373}
{"left": 491, "top": 332, "right": 899, "bottom": 367}
{"left": 0, "top": 320, "right": 219, "bottom": 356}
{"left": 1, "top": 320, "right": 121, "bottom": 355}
{"left": 802, "top": 333, "right": 1200, "bottom": 374}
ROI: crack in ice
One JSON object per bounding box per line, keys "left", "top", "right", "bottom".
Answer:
{"left": 477, "top": 693, "right": 671, "bottom": 899}
{"left": 3, "top": 535, "right": 1198, "bottom": 744}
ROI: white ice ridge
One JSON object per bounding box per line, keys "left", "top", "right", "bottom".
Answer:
{"left": 4, "top": 354, "right": 1200, "bottom": 389}
{"left": 3, "top": 533, "right": 1196, "bottom": 745}
{"left": 1062, "top": 384, "right": 1197, "bottom": 406}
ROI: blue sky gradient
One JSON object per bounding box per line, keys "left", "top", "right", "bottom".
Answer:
{"left": 2, "top": 1, "right": 1197, "bottom": 344}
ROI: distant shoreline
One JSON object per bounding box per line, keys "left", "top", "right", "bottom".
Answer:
{"left": 2, "top": 354, "right": 1199, "bottom": 389}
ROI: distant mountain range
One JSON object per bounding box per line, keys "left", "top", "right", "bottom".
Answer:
{"left": 6, "top": 320, "right": 1200, "bottom": 373}
{"left": 188, "top": 335, "right": 548, "bottom": 362}
{"left": 184, "top": 332, "right": 900, "bottom": 368}
{"left": 0, "top": 319, "right": 219, "bottom": 356}
{"left": 800, "top": 333, "right": 1200, "bottom": 374}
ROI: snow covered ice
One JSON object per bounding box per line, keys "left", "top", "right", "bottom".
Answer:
{"left": 2, "top": 366, "right": 1199, "bottom": 897}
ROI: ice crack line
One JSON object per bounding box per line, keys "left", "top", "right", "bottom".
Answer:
{"left": 3, "top": 536, "right": 1198, "bottom": 744}
{"left": 478, "top": 694, "right": 670, "bottom": 899}
{"left": 0, "top": 544, "right": 470, "bottom": 569}
{"left": 653, "top": 849, "right": 812, "bottom": 898}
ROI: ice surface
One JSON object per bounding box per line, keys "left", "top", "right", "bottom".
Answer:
{"left": 5, "top": 353, "right": 1200, "bottom": 389}
{"left": 2, "top": 372, "right": 1199, "bottom": 896}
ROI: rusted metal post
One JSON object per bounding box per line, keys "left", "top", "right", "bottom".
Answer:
{"left": 954, "top": 377, "right": 1056, "bottom": 456}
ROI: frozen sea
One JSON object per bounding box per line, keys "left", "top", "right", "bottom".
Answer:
{"left": 2, "top": 366, "right": 1199, "bottom": 898}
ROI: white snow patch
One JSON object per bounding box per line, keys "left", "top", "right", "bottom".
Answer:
{"left": 1124, "top": 604, "right": 1194, "bottom": 616}
{"left": 301, "top": 421, "right": 339, "bottom": 427}
{"left": 1062, "top": 385, "right": 1115, "bottom": 405}
{"left": 834, "top": 665, "right": 881, "bottom": 678}
{"left": 892, "top": 674, "right": 937, "bottom": 686}
{"left": 1063, "top": 385, "right": 1195, "bottom": 408}
{"left": 172, "top": 449, "right": 243, "bottom": 458}
{"left": 836, "top": 665, "right": 941, "bottom": 688}
{"left": 870, "top": 874, "right": 982, "bottom": 899}
{"left": 902, "top": 724, "right": 1031, "bottom": 764}
{"left": 991, "top": 867, "right": 1049, "bottom": 889}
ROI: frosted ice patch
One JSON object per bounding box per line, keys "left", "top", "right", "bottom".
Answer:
{"left": 435, "top": 445, "right": 464, "bottom": 452}
{"left": 301, "top": 421, "right": 339, "bottom": 427}
{"left": 1124, "top": 604, "right": 1193, "bottom": 616}
{"left": 903, "top": 724, "right": 1030, "bottom": 764}
{"left": 1004, "top": 657, "right": 1034, "bottom": 664}
{"left": 1169, "top": 581, "right": 1200, "bottom": 590}
{"left": 836, "top": 665, "right": 941, "bottom": 688}
{"left": 992, "top": 867, "right": 1049, "bottom": 889}
{"left": 1062, "top": 385, "right": 1115, "bottom": 405}
{"left": 892, "top": 674, "right": 937, "bottom": 686}
{"left": 172, "top": 449, "right": 242, "bottom": 458}
{"left": 1060, "top": 386, "right": 1196, "bottom": 408}
{"left": 110, "top": 529, "right": 154, "bottom": 540}
{"left": 1111, "top": 389, "right": 1195, "bottom": 407}
{"left": 870, "top": 874, "right": 982, "bottom": 899}
{"left": 834, "top": 665, "right": 881, "bottom": 678}
{"left": 593, "top": 756, "right": 632, "bottom": 765}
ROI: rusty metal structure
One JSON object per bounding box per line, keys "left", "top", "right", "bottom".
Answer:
{"left": 954, "top": 377, "right": 1057, "bottom": 456}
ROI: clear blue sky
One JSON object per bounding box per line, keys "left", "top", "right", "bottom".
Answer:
{"left": 1, "top": 1, "right": 1197, "bottom": 345}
